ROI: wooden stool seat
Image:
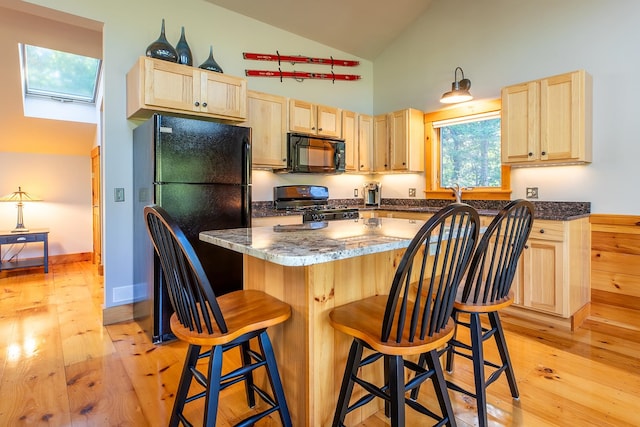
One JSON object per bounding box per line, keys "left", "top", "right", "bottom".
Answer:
{"left": 330, "top": 295, "right": 455, "bottom": 356}
{"left": 170, "top": 289, "right": 291, "bottom": 346}
{"left": 452, "top": 291, "right": 514, "bottom": 313}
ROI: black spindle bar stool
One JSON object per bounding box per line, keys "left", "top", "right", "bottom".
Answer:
{"left": 329, "top": 203, "right": 480, "bottom": 427}
{"left": 144, "top": 205, "right": 292, "bottom": 427}
{"left": 437, "top": 199, "right": 533, "bottom": 427}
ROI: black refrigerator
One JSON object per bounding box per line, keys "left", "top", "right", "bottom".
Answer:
{"left": 132, "top": 114, "right": 251, "bottom": 343}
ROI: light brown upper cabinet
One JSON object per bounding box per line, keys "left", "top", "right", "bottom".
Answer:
{"left": 127, "top": 56, "right": 247, "bottom": 121}
{"left": 289, "top": 99, "right": 342, "bottom": 137}
{"left": 373, "top": 108, "right": 425, "bottom": 173}
{"left": 342, "top": 111, "right": 374, "bottom": 173}
{"left": 243, "top": 90, "right": 287, "bottom": 168}
{"left": 358, "top": 114, "right": 373, "bottom": 172}
{"left": 373, "top": 114, "right": 390, "bottom": 172}
{"left": 501, "top": 70, "right": 592, "bottom": 166}
{"left": 342, "top": 110, "right": 358, "bottom": 171}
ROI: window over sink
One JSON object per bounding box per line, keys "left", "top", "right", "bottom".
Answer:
{"left": 424, "top": 99, "right": 511, "bottom": 200}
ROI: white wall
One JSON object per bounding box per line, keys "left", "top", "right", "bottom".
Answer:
{"left": 0, "top": 153, "right": 92, "bottom": 259}
{"left": 373, "top": 0, "right": 640, "bottom": 214}
{"left": 25, "top": 0, "right": 373, "bottom": 307}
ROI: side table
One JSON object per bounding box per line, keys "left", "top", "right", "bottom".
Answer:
{"left": 0, "top": 229, "right": 49, "bottom": 273}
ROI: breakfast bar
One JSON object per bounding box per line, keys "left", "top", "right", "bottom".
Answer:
{"left": 200, "top": 217, "right": 432, "bottom": 426}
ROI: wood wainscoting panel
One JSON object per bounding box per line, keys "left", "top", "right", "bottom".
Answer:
{"left": 590, "top": 214, "right": 640, "bottom": 310}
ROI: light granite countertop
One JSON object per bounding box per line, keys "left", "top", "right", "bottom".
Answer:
{"left": 200, "top": 217, "right": 435, "bottom": 267}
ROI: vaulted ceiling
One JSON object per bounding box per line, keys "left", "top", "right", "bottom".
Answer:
{"left": 203, "top": 0, "right": 434, "bottom": 60}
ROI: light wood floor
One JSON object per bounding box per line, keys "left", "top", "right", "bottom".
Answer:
{"left": 1, "top": 261, "right": 639, "bottom": 426}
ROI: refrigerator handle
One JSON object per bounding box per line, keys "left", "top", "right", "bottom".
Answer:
{"left": 244, "top": 133, "right": 252, "bottom": 186}
{"left": 244, "top": 185, "right": 252, "bottom": 228}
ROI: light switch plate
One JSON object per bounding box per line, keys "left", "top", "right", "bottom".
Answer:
{"left": 114, "top": 187, "right": 125, "bottom": 202}
{"left": 526, "top": 187, "right": 539, "bottom": 199}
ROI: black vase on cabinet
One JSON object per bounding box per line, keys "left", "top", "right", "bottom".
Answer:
{"left": 199, "top": 46, "right": 223, "bottom": 73}
{"left": 146, "top": 18, "right": 178, "bottom": 62}
{"left": 175, "top": 26, "right": 193, "bottom": 66}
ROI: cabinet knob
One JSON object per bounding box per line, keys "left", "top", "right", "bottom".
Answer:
{"left": 528, "top": 152, "right": 533, "bottom": 157}
{"left": 539, "top": 229, "right": 545, "bottom": 234}
{"left": 194, "top": 101, "right": 200, "bottom": 107}
{"left": 524, "top": 244, "right": 529, "bottom": 249}
{"left": 318, "top": 127, "right": 323, "bottom": 131}
{"left": 312, "top": 127, "right": 316, "bottom": 130}
{"left": 202, "top": 102, "right": 207, "bottom": 107}
{"left": 541, "top": 151, "right": 546, "bottom": 156}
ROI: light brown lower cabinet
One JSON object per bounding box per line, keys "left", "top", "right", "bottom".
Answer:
{"left": 509, "top": 217, "right": 591, "bottom": 329}
{"left": 365, "top": 211, "right": 591, "bottom": 330}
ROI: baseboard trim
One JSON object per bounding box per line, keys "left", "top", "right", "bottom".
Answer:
{"left": 103, "top": 303, "right": 133, "bottom": 325}
{"left": 50, "top": 252, "right": 92, "bottom": 264}
{"left": 592, "top": 289, "right": 640, "bottom": 310}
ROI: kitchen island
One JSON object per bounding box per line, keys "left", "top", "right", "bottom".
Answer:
{"left": 200, "top": 217, "right": 433, "bottom": 426}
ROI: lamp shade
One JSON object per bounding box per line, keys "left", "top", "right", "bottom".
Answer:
{"left": 0, "top": 186, "right": 42, "bottom": 232}
{"left": 440, "top": 67, "right": 473, "bottom": 104}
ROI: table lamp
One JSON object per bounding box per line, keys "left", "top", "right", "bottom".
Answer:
{"left": 0, "top": 186, "right": 42, "bottom": 232}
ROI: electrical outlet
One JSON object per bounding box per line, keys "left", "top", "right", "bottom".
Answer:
{"left": 354, "top": 188, "right": 358, "bottom": 197}
{"left": 408, "top": 188, "right": 416, "bottom": 197}
{"left": 114, "top": 187, "right": 125, "bottom": 202}
{"left": 526, "top": 187, "right": 539, "bottom": 199}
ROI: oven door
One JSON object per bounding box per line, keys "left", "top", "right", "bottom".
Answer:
{"left": 288, "top": 133, "right": 345, "bottom": 173}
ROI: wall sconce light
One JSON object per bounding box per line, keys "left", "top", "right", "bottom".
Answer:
{"left": 0, "top": 186, "right": 42, "bottom": 232}
{"left": 440, "top": 66, "right": 473, "bottom": 104}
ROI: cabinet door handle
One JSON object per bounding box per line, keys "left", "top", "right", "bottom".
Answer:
{"left": 194, "top": 101, "right": 200, "bottom": 107}
{"left": 17, "top": 237, "right": 26, "bottom": 241}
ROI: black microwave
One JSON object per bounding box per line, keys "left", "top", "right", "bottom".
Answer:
{"left": 285, "top": 133, "right": 346, "bottom": 173}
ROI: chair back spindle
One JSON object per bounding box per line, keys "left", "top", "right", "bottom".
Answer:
{"left": 459, "top": 199, "right": 534, "bottom": 306}
{"left": 145, "top": 205, "right": 227, "bottom": 335}
{"left": 382, "top": 203, "right": 480, "bottom": 344}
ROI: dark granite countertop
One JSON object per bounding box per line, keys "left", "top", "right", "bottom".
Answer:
{"left": 252, "top": 199, "right": 590, "bottom": 221}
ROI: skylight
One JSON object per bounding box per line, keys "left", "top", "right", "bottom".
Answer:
{"left": 21, "top": 44, "right": 101, "bottom": 104}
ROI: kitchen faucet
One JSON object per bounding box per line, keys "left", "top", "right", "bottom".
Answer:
{"left": 449, "top": 183, "right": 462, "bottom": 203}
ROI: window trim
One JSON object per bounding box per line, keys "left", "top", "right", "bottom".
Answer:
{"left": 424, "top": 98, "right": 511, "bottom": 201}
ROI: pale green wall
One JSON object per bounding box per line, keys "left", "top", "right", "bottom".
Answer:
{"left": 373, "top": 0, "right": 640, "bottom": 214}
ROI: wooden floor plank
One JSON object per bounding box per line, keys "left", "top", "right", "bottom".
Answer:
{"left": 1, "top": 262, "right": 640, "bottom": 426}
{"left": 65, "top": 353, "right": 148, "bottom": 426}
